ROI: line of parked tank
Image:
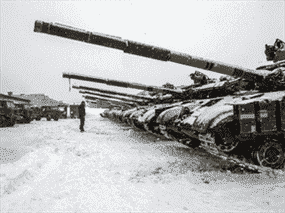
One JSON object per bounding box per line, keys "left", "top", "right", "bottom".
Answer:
{"left": 34, "top": 20, "right": 285, "bottom": 172}
{"left": 69, "top": 69, "right": 285, "bottom": 172}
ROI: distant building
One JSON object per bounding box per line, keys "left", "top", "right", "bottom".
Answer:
{"left": 1, "top": 93, "right": 30, "bottom": 104}
{"left": 10, "top": 93, "right": 60, "bottom": 107}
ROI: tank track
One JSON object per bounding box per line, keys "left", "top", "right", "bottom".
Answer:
{"left": 103, "top": 113, "right": 284, "bottom": 176}
{"left": 184, "top": 139, "right": 284, "bottom": 175}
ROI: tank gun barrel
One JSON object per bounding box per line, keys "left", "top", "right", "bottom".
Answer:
{"left": 73, "top": 85, "right": 154, "bottom": 101}
{"left": 87, "top": 99, "right": 133, "bottom": 108}
{"left": 83, "top": 95, "right": 136, "bottom": 106}
{"left": 87, "top": 100, "right": 127, "bottom": 107}
{"left": 35, "top": 20, "right": 271, "bottom": 82}
{"left": 79, "top": 90, "right": 148, "bottom": 104}
{"left": 63, "top": 72, "right": 182, "bottom": 94}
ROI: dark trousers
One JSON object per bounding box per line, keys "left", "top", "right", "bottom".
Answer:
{"left": 79, "top": 116, "right": 85, "bottom": 131}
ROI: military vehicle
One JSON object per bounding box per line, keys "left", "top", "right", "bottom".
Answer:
{"left": 31, "top": 106, "right": 42, "bottom": 120}
{"left": 81, "top": 88, "right": 189, "bottom": 139}
{"left": 14, "top": 103, "right": 33, "bottom": 123}
{"left": 58, "top": 105, "right": 68, "bottom": 119}
{"left": 0, "top": 98, "right": 17, "bottom": 127}
{"left": 86, "top": 98, "right": 132, "bottom": 120}
{"left": 40, "top": 106, "right": 61, "bottom": 121}
{"left": 70, "top": 104, "right": 80, "bottom": 119}
{"left": 34, "top": 20, "right": 285, "bottom": 171}
{"left": 83, "top": 94, "right": 137, "bottom": 121}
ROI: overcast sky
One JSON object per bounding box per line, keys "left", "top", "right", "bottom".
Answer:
{"left": 1, "top": 0, "right": 284, "bottom": 103}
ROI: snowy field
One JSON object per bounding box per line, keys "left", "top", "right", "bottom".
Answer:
{"left": 0, "top": 107, "right": 284, "bottom": 212}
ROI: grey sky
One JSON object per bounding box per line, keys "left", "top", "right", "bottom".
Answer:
{"left": 1, "top": 0, "right": 284, "bottom": 103}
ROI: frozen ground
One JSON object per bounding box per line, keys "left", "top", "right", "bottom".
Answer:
{"left": 0, "top": 107, "right": 284, "bottom": 212}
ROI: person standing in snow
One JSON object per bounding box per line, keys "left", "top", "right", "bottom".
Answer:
{"left": 78, "top": 101, "right": 86, "bottom": 132}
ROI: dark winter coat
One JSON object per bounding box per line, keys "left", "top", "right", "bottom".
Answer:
{"left": 78, "top": 104, "right": 86, "bottom": 118}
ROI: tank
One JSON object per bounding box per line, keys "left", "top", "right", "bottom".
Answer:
{"left": 34, "top": 20, "right": 285, "bottom": 171}
{"left": 83, "top": 94, "right": 137, "bottom": 120}
{"left": 77, "top": 87, "right": 150, "bottom": 121}
{"left": 75, "top": 84, "right": 184, "bottom": 134}
{"left": 87, "top": 97, "right": 135, "bottom": 120}
{"left": 69, "top": 74, "right": 232, "bottom": 138}
{"left": 87, "top": 100, "right": 117, "bottom": 118}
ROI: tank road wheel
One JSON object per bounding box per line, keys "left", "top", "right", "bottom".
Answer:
{"left": 47, "top": 115, "right": 51, "bottom": 121}
{"left": 54, "top": 117, "right": 59, "bottom": 121}
{"left": 254, "top": 142, "right": 284, "bottom": 169}
{"left": 130, "top": 119, "right": 141, "bottom": 130}
{"left": 215, "top": 122, "right": 240, "bottom": 153}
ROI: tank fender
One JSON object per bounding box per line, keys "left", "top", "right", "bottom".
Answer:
{"left": 209, "top": 111, "right": 234, "bottom": 129}
{"left": 123, "top": 108, "right": 137, "bottom": 117}
{"left": 156, "top": 106, "right": 183, "bottom": 125}
{"left": 145, "top": 110, "right": 157, "bottom": 123}
{"left": 192, "top": 105, "right": 233, "bottom": 133}
{"left": 130, "top": 109, "right": 145, "bottom": 120}
{"left": 139, "top": 109, "right": 156, "bottom": 123}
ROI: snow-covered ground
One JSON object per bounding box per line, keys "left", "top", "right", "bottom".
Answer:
{"left": 0, "top": 107, "right": 284, "bottom": 212}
